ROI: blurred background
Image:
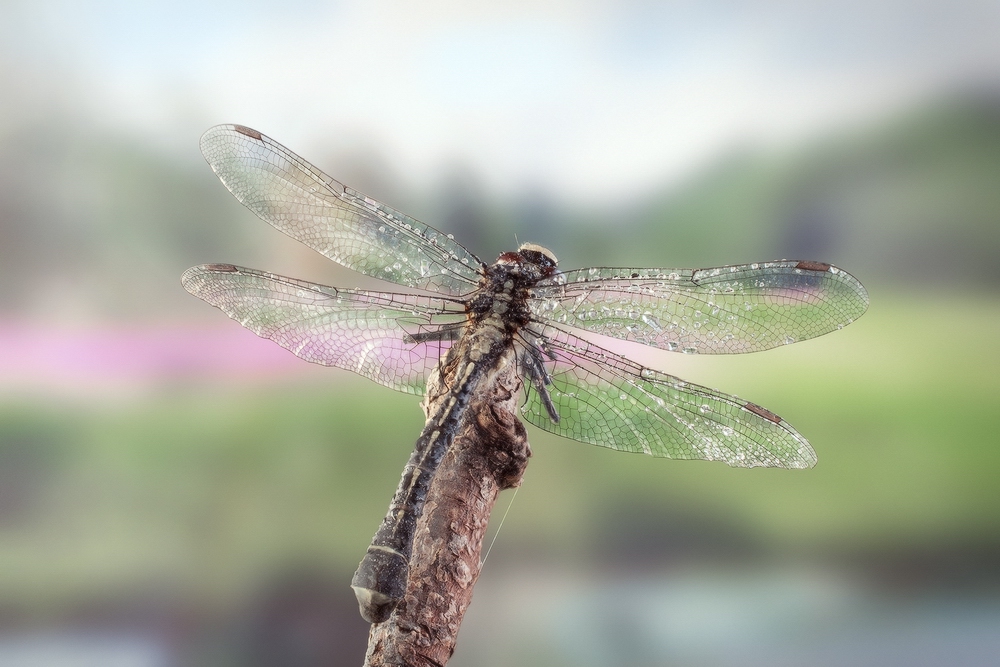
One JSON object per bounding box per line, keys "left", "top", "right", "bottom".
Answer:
{"left": 1, "top": 1, "right": 999, "bottom": 665}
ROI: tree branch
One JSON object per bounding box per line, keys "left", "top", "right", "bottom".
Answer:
{"left": 362, "top": 355, "right": 531, "bottom": 667}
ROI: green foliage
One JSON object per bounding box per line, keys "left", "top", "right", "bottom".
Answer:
{"left": 552, "top": 96, "right": 1000, "bottom": 282}
{"left": 1, "top": 293, "right": 997, "bottom": 612}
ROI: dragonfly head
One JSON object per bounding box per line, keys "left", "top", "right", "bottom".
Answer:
{"left": 517, "top": 243, "right": 558, "bottom": 266}
{"left": 494, "top": 243, "right": 559, "bottom": 280}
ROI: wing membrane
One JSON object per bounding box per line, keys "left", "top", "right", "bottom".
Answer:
{"left": 519, "top": 324, "right": 816, "bottom": 468}
{"left": 200, "top": 125, "right": 483, "bottom": 295}
{"left": 530, "top": 261, "right": 868, "bottom": 354}
{"left": 181, "top": 264, "right": 465, "bottom": 394}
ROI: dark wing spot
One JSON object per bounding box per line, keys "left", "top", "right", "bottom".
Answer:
{"left": 795, "top": 260, "right": 831, "bottom": 272}
{"left": 233, "top": 125, "right": 263, "bottom": 141}
{"left": 631, "top": 272, "right": 639, "bottom": 278}
{"left": 205, "top": 263, "right": 239, "bottom": 272}
{"left": 744, "top": 401, "right": 781, "bottom": 424}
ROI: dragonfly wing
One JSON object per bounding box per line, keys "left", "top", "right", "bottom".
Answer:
{"left": 182, "top": 264, "right": 465, "bottom": 394}
{"left": 531, "top": 260, "right": 868, "bottom": 354}
{"left": 518, "top": 324, "right": 817, "bottom": 468}
{"left": 200, "top": 125, "right": 484, "bottom": 295}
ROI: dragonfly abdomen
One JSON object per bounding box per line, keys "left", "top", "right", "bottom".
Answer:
{"left": 350, "top": 319, "right": 514, "bottom": 623}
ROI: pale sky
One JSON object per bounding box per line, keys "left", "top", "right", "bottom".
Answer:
{"left": 3, "top": 0, "right": 1000, "bottom": 204}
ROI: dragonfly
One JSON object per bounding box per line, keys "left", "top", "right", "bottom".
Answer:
{"left": 182, "top": 124, "right": 869, "bottom": 624}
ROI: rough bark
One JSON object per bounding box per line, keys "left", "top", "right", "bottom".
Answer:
{"left": 362, "top": 353, "right": 531, "bottom": 667}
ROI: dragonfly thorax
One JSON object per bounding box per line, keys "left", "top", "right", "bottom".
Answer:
{"left": 464, "top": 245, "right": 556, "bottom": 336}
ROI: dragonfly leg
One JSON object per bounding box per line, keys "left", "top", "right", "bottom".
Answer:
{"left": 403, "top": 325, "right": 463, "bottom": 344}
{"left": 520, "top": 345, "right": 560, "bottom": 423}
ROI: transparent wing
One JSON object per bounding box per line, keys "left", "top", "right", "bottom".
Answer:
{"left": 530, "top": 260, "right": 868, "bottom": 354}
{"left": 181, "top": 264, "right": 466, "bottom": 394}
{"left": 200, "top": 125, "right": 484, "bottom": 295}
{"left": 518, "top": 324, "right": 817, "bottom": 468}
